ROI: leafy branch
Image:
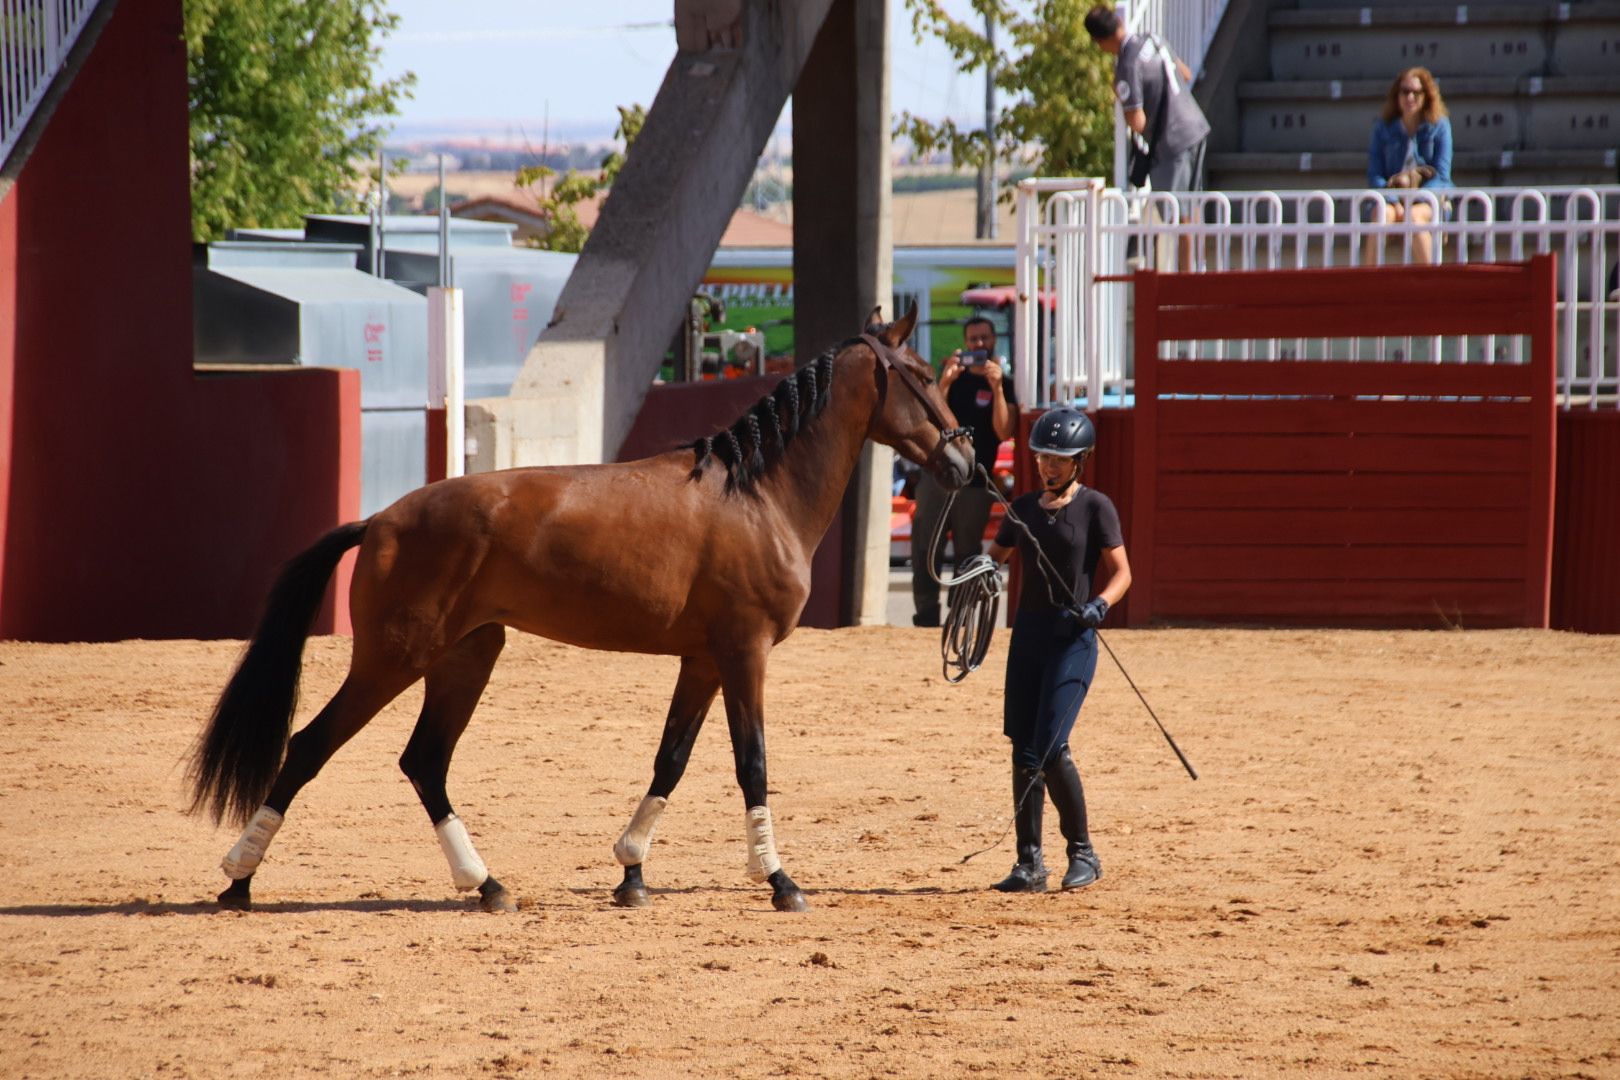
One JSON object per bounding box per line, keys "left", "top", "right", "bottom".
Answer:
{"left": 897, "top": 0, "right": 1115, "bottom": 194}
{"left": 185, "top": 0, "right": 415, "bottom": 240}
{"left": 516, "top": 104, "right": 646, "bottom": 253}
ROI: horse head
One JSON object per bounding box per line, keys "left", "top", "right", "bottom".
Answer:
{"left": 860, "top": 307, "right": 975, "bottom": 491}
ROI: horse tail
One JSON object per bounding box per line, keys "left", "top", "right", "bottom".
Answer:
{"left": 188, "top": 521, "right": 369, "bottom": 826}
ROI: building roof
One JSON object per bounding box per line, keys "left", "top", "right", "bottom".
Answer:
{"left": 450, "top": 195, "right": 549, "bottom": 240}
{"left": 421, "top": 171, "right": 1008, "bottom": 250}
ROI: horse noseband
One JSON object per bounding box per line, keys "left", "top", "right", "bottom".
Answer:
{"left": 927, "top": 425, "right": 973, "bottom": 476}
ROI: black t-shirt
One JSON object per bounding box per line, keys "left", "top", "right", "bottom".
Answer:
{"left": 995, "top": 487, "right": 1124, "bottom": 617}
{"left": 946, "top": 369, "right": 1017, "bottom": 488}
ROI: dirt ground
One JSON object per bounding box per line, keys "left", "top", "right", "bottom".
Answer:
{"left": 1, "top": 627, "right": 1617, "bottom": 1079}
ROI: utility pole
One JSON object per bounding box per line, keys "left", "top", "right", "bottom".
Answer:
{"left": 976, "top": 12, "right": 997, "bottom": 240}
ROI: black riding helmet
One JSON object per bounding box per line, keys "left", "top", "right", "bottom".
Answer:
{"left": 1028, "top": 407, "right": 1096, "bottom": 458}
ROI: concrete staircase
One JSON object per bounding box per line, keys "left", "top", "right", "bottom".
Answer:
{"left": 1200, "top": 0, "right": 1620, "bottom": 190}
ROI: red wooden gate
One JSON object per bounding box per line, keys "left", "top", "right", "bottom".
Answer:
{"left": 1129, "top": 256, "right": 1557, "bottom": 628}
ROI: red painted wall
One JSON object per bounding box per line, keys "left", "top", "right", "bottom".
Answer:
{"left": 0, "top": 0, "right": 360, "bottom": 641}
{"left": 0, "top": 178, "right": 15, "bottom": 613}
{"left": 1552, "top": 411, "right": 1620, "bottom": 634}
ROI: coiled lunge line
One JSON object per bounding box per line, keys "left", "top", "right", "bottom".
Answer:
{"left": 922, "top": 502, "right": 1002, "bottom": 683}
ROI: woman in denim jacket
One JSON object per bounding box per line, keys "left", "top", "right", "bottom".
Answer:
{"left": 1366, "top": 67, "right": 1452, "bottom": 265}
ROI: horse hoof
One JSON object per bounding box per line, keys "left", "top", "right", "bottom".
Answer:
{"left": 477, "top": 875, "right": 517, "bottom": 913}
{"left": 479, "top": 888, "right": 518, "bottom": 913}
{"left": 612, "top": 885, "right": 651, "bottom": 908}
{"left": 613, "top": 864, "right": 650, "bottom": 908}
{"left": 216, "top": 880, "right": 252, "bottom": 911}
{"left": 772, "top": 889, "right": 809, "bottom": 913}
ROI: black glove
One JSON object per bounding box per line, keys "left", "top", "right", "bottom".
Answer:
{"left": 1078, "top": 597, "right": 1109, "bottom": 628}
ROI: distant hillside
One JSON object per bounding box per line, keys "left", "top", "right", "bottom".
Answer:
{"left": 382, "top": 170, "right": 1018, "bottom": 246}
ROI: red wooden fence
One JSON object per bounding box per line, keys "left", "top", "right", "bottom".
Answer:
{"left": 1128, "top": 256, "right": 1557, "bottom": 628}
{"left": 1553, "top": 411, "right": 1620, "bottom": 634}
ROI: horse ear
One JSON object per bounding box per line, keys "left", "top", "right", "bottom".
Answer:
{"left": 864, "top": 306, "right": 885, "bottom": 330}
{"left": 882, "top": 305, "right": 918, "bottom": 348}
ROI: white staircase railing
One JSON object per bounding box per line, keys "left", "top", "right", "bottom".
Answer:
{"left": 1013, "top": 179, "right": 1620, "bottom": 411}
{"left": 2, "top": 0, "right": 102, "bottom": 169}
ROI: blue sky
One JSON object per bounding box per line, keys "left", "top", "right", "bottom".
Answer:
{"left": 378, "top": 0, "right": 1001, "bottom": 143}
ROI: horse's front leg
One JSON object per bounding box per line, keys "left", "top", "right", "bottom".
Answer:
{"left": 612, "top": 656, "right": 720, "bottom": 907}
{"left": 717, "top": 643, "right": 807, "bottom": 913}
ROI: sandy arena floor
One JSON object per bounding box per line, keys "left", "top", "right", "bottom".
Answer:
{"left": 1, "top": 627, "right": 1617, "bottom": 1078}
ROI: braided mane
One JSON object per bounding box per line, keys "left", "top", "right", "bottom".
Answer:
{"left": 687, "top": 345, "right": 843, "bottom": 493}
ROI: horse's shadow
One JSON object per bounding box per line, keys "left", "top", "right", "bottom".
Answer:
{"left": 0, "top": 897, "right": 471, "bottom": 917}
{"left": 0, "top": 884, "right": 985, "bottom": 919}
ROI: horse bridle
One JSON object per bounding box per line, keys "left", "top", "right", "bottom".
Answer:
{"left": 859, "top": 332, "right": 972, "bottom": 475}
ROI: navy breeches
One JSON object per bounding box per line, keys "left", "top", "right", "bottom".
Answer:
{"left": 1003, "top": 612, "right": 1099, "bottom": 771}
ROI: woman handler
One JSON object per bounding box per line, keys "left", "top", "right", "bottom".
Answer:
{"left": 983, "top": 407, "right": 1131, "bottom": 892}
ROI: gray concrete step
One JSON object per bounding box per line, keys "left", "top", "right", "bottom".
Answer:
{"left": 1238, "top": 76, "right": 1620, "bottom": 152}
{"left": 1269, "top": 4, "right": 1620, "bottom": 80}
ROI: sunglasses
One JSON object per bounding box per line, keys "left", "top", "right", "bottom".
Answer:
{"left": 1400, "top": 88, "right": 1425, "bottom": 98}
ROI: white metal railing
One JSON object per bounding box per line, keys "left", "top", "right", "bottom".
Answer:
{"left": 1, "top": 0, "right": 100, "bottom": 168}
{"left": 1112, "top": 0, "right": 1230, "bottom": 189}
{"left": 1013, "top": 179, "right": 1620, "bottom": 411}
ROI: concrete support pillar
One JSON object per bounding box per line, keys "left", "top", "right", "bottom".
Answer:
{"left": 793, "top": 0, "right": 894, "bottom": 625}
{"left": 471, "top": 0, "right": 837, "bottom": 470}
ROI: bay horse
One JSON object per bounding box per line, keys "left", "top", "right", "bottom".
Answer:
{"left": 189, "top": 308, "right": 972, "bottom": 913}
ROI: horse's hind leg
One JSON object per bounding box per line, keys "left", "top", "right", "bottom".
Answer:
{"left": 716, "top": 643, "right": 808, "bottom": 913}
{"left": 397, "top": 624, "right": 514, "bottom": 913}
{"left": 219, "top": 660, "right": 419, "bottom": 910}
{"left": 612, "top": 655, "right": 720, "bottom": 908}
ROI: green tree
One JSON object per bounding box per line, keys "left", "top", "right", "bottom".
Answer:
{"left": 185, "top": 0, "right": 415, "bottom": 240}
{"left": 898, "top": 0, "right": 1115, "bottom": 192}
{"left": 516, "top": 104, "right": 647, "bottom": 253}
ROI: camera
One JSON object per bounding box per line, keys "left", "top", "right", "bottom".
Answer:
{"left": 960, "top": 349, "right": 991, "bottom": 367}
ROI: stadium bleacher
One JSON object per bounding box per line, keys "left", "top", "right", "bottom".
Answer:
{"left": 1202, "top": 0, "right": 1620, "bottom": 191}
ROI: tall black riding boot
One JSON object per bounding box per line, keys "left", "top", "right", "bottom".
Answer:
{"left": 1046, "top": 746, "right": 1102, "bottom": 890}
{"left": 991, "top": 766, "right": 1049, "bottom": 893}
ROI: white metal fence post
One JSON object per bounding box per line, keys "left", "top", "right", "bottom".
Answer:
{"left": 1014, "top": 181, "right": 1035, "bottom": 407}
{"left": 428, "top": 287, "right": 466, "bottom": 479}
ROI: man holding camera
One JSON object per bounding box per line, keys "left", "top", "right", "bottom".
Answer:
{"left": 910, "top": 315, "right": 1017, "bottom": 628}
